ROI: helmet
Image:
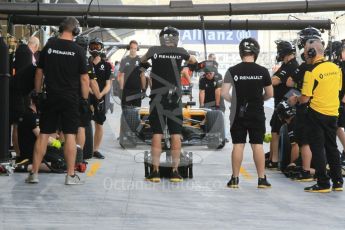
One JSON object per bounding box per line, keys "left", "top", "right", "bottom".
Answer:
{"left": 88, "top": 37, "right": 104, "bottom": 57}
{"left": 75, "top": 35, "right": 89, "bottom": 51}
{"left": 276, "top": 101, "right": 296, "bottom": 121}
{"left": 297, "top": 27, "right": 323, "bottom": 50}
{"left": 159, "top": 26, "right": 179, "bottom": 47}
{"left": 275, "top": 40, "right": 296, "bottom": 62}
{"left": 324, "top": 41, "right": 343, "bottom": 63}
{"left": 239, "top": 38, "right": 260, "bottom": 61}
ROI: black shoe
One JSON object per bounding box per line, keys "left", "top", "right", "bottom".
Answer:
{"left": 266, "top": 161, "right": 278, "bottom": 170}
{"left": 332, "top": 181, "right": 343, "bottom": 192}
{"left": 146, "top": 170, "right": 161, "bottom": 183}
{"left": 258, "top": 175, "right": 271, "bottom": 188}
{"left": 304, "top": 184, "right": 331, "bottom": 193}
{"left": 170, "top": 170, "right": 183, "bottom": 183}
{"left": 293, "top": 170, "right": 314, "bottom": 182}
{"left": 283, "top": 164, "right": 297, "bottom": 178}
{"left": 93, "top": 151, "right": 105, "bottom": 159}
{"left": 227, "top": 175, "right": 239, "bottom": 188}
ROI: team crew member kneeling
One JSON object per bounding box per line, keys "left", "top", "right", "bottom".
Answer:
{"left": 141, "top": 26, "right": 197, "bottom": 183}
{"left": 290, "top": 39, "right": 343, "bottom": 193}
{"left": 88, "top": 38, "right": 112, "bottom": 159}
{"left": 221, "top": 38, "right": 273, "bottom": 188}
{"left": 25, "top": 17, "right": 89, "bottom": 185}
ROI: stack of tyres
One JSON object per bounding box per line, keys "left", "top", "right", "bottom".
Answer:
{"left": 278, "top": 123, "right": 291, "bottom": 172}
{"left": 144, "top": 150, "right": 193, "bottom": 179}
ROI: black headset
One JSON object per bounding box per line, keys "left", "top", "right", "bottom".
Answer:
{"left": 58, "top": 17, "right": 80, "bottom": 37}
{"left": 126, "top": 40, "right": 139, "bottom": 51}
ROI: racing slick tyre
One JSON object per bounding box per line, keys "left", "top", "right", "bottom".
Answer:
{"left": 119, "top": 108, "right": 140, "bottom": 149}
{"left": 278, "top": 124, "right": 291, "bottom": 172}
{"left": 205, "top": 110, "right": 226, "bottom": 149}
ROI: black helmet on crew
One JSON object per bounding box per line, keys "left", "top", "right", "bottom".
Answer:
{"left": 88, "top": 37, "right": 104, "bottom": 57}
{"left": 324, "top": 41, "right": 343, "bottom": 63}
{"left": 239, "top": 37, "right": 260, "bottom": 61}
{"left": 75, "top": 35, "right": 89, "bottom": 51}
{"left": 275, "top": 40, "right": 296, "bottom": 62}
{"left": 159, "top": 26, "right": 179, "bottom": 47}
{"left": 297, "top": 26, "right": 323, "bottom": 50}
{"left": 276, "top": 101, "right": 296, "bottom": 122}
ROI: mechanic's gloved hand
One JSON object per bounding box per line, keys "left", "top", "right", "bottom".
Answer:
{"left": 97, "top": 99, "right": 105, "bottom": 112}
{"left": 200, "top": 104, "right": 204, "bottom": 108}
{"left": 31, "top": 91, "right": 47, "bottom": 112}
{"left": 80, "top": 98, "right": 90, "bottom": 114}
{"left": 215, "top": 105, "right": 220, "bottom": 110}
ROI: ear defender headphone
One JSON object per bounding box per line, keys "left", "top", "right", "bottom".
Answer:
{"left": 307, "top": 48, "right": 317, "bottom": 58}
{"left": 58, "top": 17, "right": 80, "bottom": 37}
{"left": 126, "top": 40, "right": 139, "bottom": 51}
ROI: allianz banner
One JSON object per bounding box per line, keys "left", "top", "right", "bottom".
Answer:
{"left": 180, "top": 30, "right": 258, "bottom": 45}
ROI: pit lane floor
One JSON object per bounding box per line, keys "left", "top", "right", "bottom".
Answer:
{"left": 1, "top": 90, "right": 345, "bottom": 230}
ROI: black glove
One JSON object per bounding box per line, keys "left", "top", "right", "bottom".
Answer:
{"left": 215, "top": 105, "right": 220, "bottom": 110}
{"left": 97, "top": 99, "right": 105, "bottom": 112}
{"left": 80, "top": 98, "right": 90, "bottom": 114}
{"left": 187, "top": 62, "right": 198, "bottom": 72}
{"left": 31, "top": 91, "right": 47, "bottom": 112}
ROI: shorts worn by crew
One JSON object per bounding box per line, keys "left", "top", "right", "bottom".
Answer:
{"left": 39, "top": 96, "right": 79, "bottom": 134}
{"left": 230, "top": 116, "right": 266, "bottom": 144}
{"left": 90, "top": 95, "right": 107, "bottom": 125}
{"left": 148, "top": 98, "right": 183, "bottom": 135}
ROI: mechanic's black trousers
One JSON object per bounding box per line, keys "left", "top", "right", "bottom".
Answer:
{"left": 307, "top": 108, "right": 343, "bottom": 187}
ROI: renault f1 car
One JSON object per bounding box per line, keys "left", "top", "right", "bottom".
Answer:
{"left": 119, "top": 101, "right": 226, "bottom": 150}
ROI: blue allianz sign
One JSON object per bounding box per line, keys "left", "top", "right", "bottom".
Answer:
{"left": 180, "top": 30, "right": 258, "bottom": 44}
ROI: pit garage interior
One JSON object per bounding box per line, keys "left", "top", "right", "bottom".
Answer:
{"left": 1, "top": 0, "right": 345, "bottom": 229}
